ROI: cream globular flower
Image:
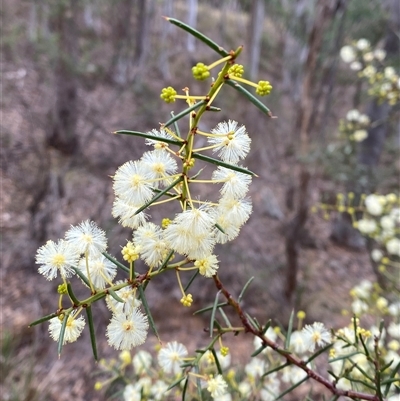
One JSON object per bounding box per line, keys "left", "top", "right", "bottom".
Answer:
{"left": 238, "top": 381, "right": 252, "bottom": 397}
{"left": 371, "top": 248, "right": 383, "bottom": 262}
{"left": 113, "top": 160, "right": 154, "bottom": 205}
{"left": 132, "top": 350, "right": 152, "bottom": 374}
{"left": 163, "top": 207, "right": 216, "bottom": 258}
{"left": 65, "top": 220, "right": 107, "bottom": 256}
{"left": 351, "top": 279, "right": 373, "bottom": 299}
{"left": 212, "top": 212, "right": 241, "bottom": 244}
{"left": 77, "top": 254, "right": 117, "bottom": 289}
{"left": 350, "top": 61, "right": 362, "bottom": 71}
{"left": 388, "top": 302, "right": 400, "bottom": 317}
{"left": 186, "top": 233, "right": 217, "bottom": 260}
{"left": 363, "top": 51, "right": 374, "bottom": 62}
{"left": 289, "top": 330, "right": 308, "bottom": 354}
{"left": 208, "top": 120, "right": 251, "bottom": 164}
{"left": 260, "top": 373, "right": 280, "bottom": 401}
{"left": 386, "top": 237, "right": 400, "bottom": 257}
{"left": 390, "top": 207, "right": 400, "bottom": 223}
{"left": 358, "top": 114, "right": 370, "bottom": 125}
{"left": 356, "top": 38, "right": 370, "bottom": 51}
{"left": 49, "top": 312, "right": 85, "bottom": 344}
{"left": 157, "top": 341, "right": 188, "bottom": 375}
{"left": 211, "top": 166, "right": 252, "bottom": 199}
{"left": 281, "top": 365, "right": 307, "bottom": 384}
{"left": 384, "top": 66, "right": 396, "bottom": 79}
{"left": 253, "top": 327, "right": 278, "bottom": 355}
{"left": 141, "top": 150, "right": 178, "bottom": 188}
{"left": 362, "top": 65, "right": 377, "bottom": 78}
{"left": 112, "top": 197, "right": 148, "bottom": 229}
{"left": 195, "top": 254, "right": 219, "bottom": 277}
{"left": 353, "top": 129, "right": 368, "bottom": 142}
{"left": 206, "top": 375, "right": 228, "bottom": 399}
{"left": 106, "top": 309, "right": 149, "bottom": 350}
{"left": 388, "top": 333, "right": 400, "bottom": 347}
{"left": 380, "top": 215, "right": 395, "bottom": 230}
{"left": 123, "top": 383, "right": 141, "bottom": 401}
{"left": 356, "top": 218, "right": 377, "bottom": 234}
{"left": 145, "top": 128, "right": 174, "bottom": 151}
{"left": 136, "top": 377, "right": 152, "bottom": 397}
{"left": 340, "top": 45, "right": 356, "bottom": 63}
{"left": 216, "top": 195, "right": 253, "bottom": 227}
{"left": 106, "top": 280, "right": 142, "bottom": 315}
{"left": 374, "top": 48, "right": 386, "bottom": 61}
{"left": 301, "top": 322, "right": 331, "bottom": 352}
{"left": 365, "top": 194, "right": 384, "bottom": 216}
{"left": 133, "top": 222, "right": 170, "bottom": 267}
{"left": 151, "top": 380, "right": 169, "bottom": 401}
{"left": 36, "top": 239, "right": 79, "bottom": 280}
{"left": 346, "top": 109, "right": 360, "bottom": 121}
{"left": 351, "top": 299, "right": 369, "bottom": 315}
{"left": 245, "top": 357, "right": 266, "bottom": 379}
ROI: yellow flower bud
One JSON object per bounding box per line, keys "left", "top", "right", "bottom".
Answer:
{"left": 119, "top": 350, "right": 131, "bottom": 365}
{"left": 94, "top": 382, "right": 103, "bottom": 391}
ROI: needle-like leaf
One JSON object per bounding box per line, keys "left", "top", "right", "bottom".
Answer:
{"left": 225, "top": 78, "right": 273, "bottom": 116}
{"left": 192, "top": 152, "right": 257, "bottom": 176}
{"left": 165, "top": 17, "right": 229, "bottom": 57}
{"left": 164, "top": 101, "right": 206, "bottom": 127}
{"left": 86, "top": 305, "right": 98, "bottom": 361}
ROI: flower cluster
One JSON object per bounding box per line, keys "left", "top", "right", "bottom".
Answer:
{"left": 35, "top": 220, "right": 150, "bottom": 351}
{"left": 338, "top": 109, "right": 370, "bottom": 143}
{"left": 35, "top": 220, "right": 108, "bottom": 282}
{"left": 340, "top": 39, "right": 400, "bottom": 105}
{"left": 96, "top": 317, "right": 333, "bottom": 400}
{"left": 323, "top": 107, "right": 371, "bottom": 180}
{"left": 227, "top": 64, "right": 244, "bottom": 78}
{"left": 32, "top": 40, "right": 269, "bottom": 357}
{"left": 98, "top": 299, "right": 400, "bottom": 400}
{"left": 164, "top": 57, "right": 273, "bottom": 103}
{"left": 329, "top": 280, "right": 400, "bottom": 397}
{"left": 318, "top": 192, "right": 400, "bottom": 292}
{"left": 110, "top": 117, "right": 255, "bottom": 308}
{"left": 160, "top": 86, "right": 177, "bottom": 103}
{"left": 192, "top": 62, "right": 210, "bottom": 80}
{"left": 95, "top": 342, "right": 230, "bottom": 400}
{"left": 355, "top": 194, "right": 400, "bottom": 269}
{"left": 256, "top": 80, "right": 273, "bottom": 96}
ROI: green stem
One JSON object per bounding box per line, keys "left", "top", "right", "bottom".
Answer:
{"left": 181, "top": 60, "right": 233, "bottom": 203}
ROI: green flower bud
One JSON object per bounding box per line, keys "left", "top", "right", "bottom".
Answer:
{"left": 228, "top": 64, "right": 244, "bottom": 78}
{"left": 160, "top": 86, "right": 177, "bottom": 103}
{"left": 58, "top": 283, "right": 68, "bottom": 294}
{"left": 256, "top": 80, "right": 273, "bottom": 96}
{"left": 192, "top": 63, "right": 210, "bottom": 80}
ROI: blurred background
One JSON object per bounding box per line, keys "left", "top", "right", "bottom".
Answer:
{"left": 1, "top": 0, "right": 399, "bottom": 400}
